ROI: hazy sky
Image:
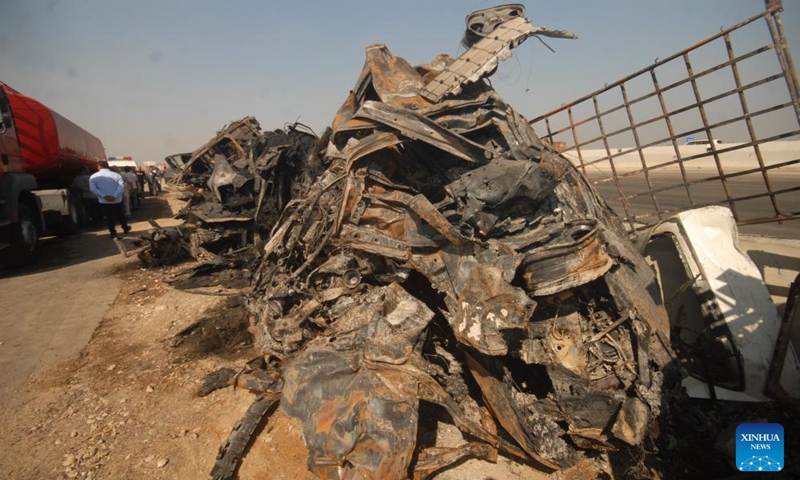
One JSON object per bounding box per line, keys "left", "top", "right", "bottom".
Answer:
{"left": 1, "top": 1, "right": 799, "bottom": 162}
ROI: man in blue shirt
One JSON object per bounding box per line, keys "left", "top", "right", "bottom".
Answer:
{"left": 89, "top": 161, "right": 132, "bottom": 238}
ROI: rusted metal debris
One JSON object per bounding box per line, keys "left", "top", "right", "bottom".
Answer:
{"left": 421, "top": 5, "right": 576, "bottom": 103}
{"left": 171, "top": 116, "right": 262, "bottom": 187}
{"left": 207, "top": 4, "right": 678, "bottom": 480}
{"left": 171, "top": 119, "right": 323, "bottom": 240}
{"left": 211, "top": 395, "right": 279, "bottom": 480}
{"left": 120, "top": 120, "right": 324, "bottom": 286}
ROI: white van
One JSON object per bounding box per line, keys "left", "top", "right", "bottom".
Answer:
{"left": 684, "top": 138, "right": 723, "bottom": 146}
{"left": 107, "top": 156, "right": 140, "bottom": 211}
{"left": 107, "top": 156, "right": 138, "bottom": 170}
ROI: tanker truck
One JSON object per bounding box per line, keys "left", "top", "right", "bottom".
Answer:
{"left": 0, "top": 80, "right": 106, "bottom": 266}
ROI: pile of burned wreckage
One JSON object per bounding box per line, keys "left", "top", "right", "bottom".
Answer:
{"left": 123, "top": 4, "right": 799, "bottom": 480}
{"left": 118, "top": 117, "right": 324, "bottom": 288}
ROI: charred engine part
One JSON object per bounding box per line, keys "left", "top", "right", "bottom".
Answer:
{"left": 238, "top": 5, "right": 676, "bottom": 479}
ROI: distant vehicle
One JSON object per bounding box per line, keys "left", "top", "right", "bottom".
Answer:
{"left": 107, "top": 156, "right": 138, "bottom": 170}
{"left": 108, "top": 157, "right": 141, "bottom": 212}
{"left": 0, "top": 80, "right": 106, "bottom": 266}
{"left": 684, "top": 138, "right": 723, "bottom": 146}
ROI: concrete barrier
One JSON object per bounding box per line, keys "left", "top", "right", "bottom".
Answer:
{"left": 561, "top": 141, "right": 800, "bottom": 175}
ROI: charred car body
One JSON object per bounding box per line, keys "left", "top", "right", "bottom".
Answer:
{"left": 234, "top": 6, "right": 676, "bottom": 479}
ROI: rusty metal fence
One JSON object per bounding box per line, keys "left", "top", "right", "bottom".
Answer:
{"left": 530, "top": 0, "right": 800, "bottom": 231}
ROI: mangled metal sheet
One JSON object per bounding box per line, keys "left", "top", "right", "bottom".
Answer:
{"left": 171, "top": 116, "right": 262, "bottom": 187}
{"left": 232, "top": 5, "right": 675, "bottom": 479}
{"left": 171, "top": 122, "right": 320, "bottom": 231}
{"left": 207, "top": 154, "right": 253, "bottom": 205}
{"left": 421, "top": 6, "right": 576, "bottom": 103}
{"left": 126, "top": 123, "right": 323, "bottom": 280}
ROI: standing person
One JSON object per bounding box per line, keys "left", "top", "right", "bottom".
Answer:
{"left": 150, "top": 166, "right": 162, "bottom": 195}
{"left": 71, "top": 166, "right": 101, "bottom": 224}
{"left": 160, "top": 164, "right": 169, "bottom": 191}
{"left": 135, "top": 167, "right": 146, "bottom": 195}
{"left": 111, "top": 166, "right": 131, "bottom": 218}
{"left": 122, "top": 167, "right": 139, "bottom": 216}
{"left": 89, "top": 161, "right": 131, "bottom": 238}
{"left": 146, "top": 167, "right": 156, "bottom": 196}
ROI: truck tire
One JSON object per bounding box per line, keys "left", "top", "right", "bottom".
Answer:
{"left": 76, "top": 196, "right": 89, "bottom": 227}
{"left": 8, "top": 204, "right": 38, "bottom": 266}
{"left": 58, "top": 191, "right": 80, "bottom": 236}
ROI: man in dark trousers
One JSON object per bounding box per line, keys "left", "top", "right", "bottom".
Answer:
{"left": 135, "top": 167, "right": 146, "bottom": 196}
{"left": 89, "top": 160, "right": 131, "bottom": 238}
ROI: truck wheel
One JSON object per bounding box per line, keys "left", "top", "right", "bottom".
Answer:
{"left": 58, "top": 192, "right": 80, "bottom": 236}
{"left": 76, "top": 196, "right": 89, "bottom": 227}
{"left": 8, "top": 204, "right": 39, "bottom": 266}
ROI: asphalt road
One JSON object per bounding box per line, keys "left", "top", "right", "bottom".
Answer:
{"left": 586, "top": 171, "right": 800, "bottom": 239}
{"left": 0, "top": 194, "right": 176, "bottom": 408}
{"left": 0, "top": 227, "right": 124, "bottom": 408}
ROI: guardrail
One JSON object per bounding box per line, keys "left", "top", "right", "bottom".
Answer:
{"left": 530, "top": 0, "right": 800, "bottom": 230}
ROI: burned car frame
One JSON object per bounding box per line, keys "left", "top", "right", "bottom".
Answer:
{"left": 214, "top": 5, "right": 679, "bottom": 479}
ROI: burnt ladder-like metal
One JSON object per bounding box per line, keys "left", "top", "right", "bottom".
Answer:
{"left": 530, "top": 0, "right": 800, "bottom": 230}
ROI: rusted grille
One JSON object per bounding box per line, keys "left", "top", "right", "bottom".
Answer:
{"left": 530, "top": 0, "right": 800, "bottom": 231}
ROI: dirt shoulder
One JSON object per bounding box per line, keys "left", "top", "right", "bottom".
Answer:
{"left": 0, "top": 191, "right": 313, "bottom": 480}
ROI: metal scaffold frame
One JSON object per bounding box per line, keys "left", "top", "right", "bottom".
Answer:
{"left": 530, "top": 0, "right": 800, "bottom": 230}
